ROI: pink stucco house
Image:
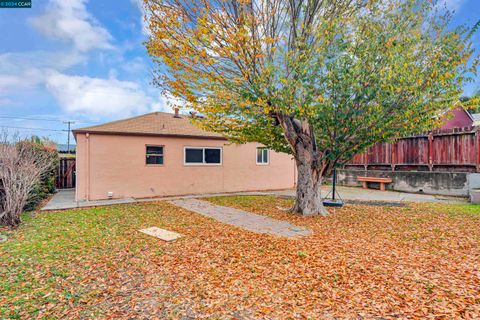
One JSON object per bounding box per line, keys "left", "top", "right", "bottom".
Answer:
{"left": 73, "top": 111, "right": 296, "bottom": 201}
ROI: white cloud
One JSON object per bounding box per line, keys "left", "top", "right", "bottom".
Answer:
{"left": 0, "top": 50, "right": 86, "bottom": 93}
{"left": 151, "top": 92, "right": 187, "bottom": 112}
{"left": 30, "top": 0, "right": 113, "bottom": 52}
{"left": 121, "top": 57, "right": 148, "bottom": 74}
{"left": 1, "top": 0, "right": 165, "bottom": 122}
{"left": 0, "top": 51, "right": 84, "bottom": 73}
{"left": 131, "top": 0, "right": 143, "bottom": 12}
{"left": 45, "top": 72, "right": 167, "bottom": 118}
{"left": 0, "top": 72, "right": 42, "bottom": 94}
{"left": 435, "top": 0, "right": 464, "bottom": 11}
{"left": 131, "top": 0, "right": 150, "bottom": 35}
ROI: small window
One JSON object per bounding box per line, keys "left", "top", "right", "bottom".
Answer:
{"left": 205, "top": 148, "right": 221, "bottom": 164}
{"left": 185, "top": 147, "right": 222, "bottom": 165}
{"left": 146, "top": 146, "right": 164, "bottom": 165}
{"left": 256, "top": 147, "right": 269, "bottom": 164}
{"left": 185, "top": 148, "right": 203, "bottom": 163}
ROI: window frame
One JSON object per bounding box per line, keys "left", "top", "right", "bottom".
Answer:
{"left": 184, "top": 146, "right": 223, "bottom": 166}
{"left": 256, "top": 147, "right": 269, "bottom": 165}
{"left": 145, "top": 145, "right": 165, "bottom": 166}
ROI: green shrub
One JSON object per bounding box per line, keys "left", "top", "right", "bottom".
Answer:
{"left": 22, "top": 138, "right": 59, "bottom": 212}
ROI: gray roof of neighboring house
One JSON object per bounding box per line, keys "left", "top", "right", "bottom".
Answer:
{"left": 471, "top": 113, "right": 480, "bottom": 122}
{"left": 56, "top": 144, "right": 76, "bottom": 152}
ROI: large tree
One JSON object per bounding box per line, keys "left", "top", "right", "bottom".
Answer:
{"left": 146, "top": 0, "right": 478, "bottom": 215}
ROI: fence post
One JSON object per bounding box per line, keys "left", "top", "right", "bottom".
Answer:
{"left": 428, "top": 133, "right": 433, "bottom": 171}
{"left": 476, "top": 129, "right": 480, "bottom": 173}
{"left": 391, "top": 142, "right": 396, "bottom": 172}
{"left": 363, "top": 152, "right": 368, "bottom": 171}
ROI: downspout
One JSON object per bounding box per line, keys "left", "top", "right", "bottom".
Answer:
{"left": 74, "top": 132, "right": 78, "bottom": 202}
{"left": 85, "top": 133, "right": 90, "bottom": 201}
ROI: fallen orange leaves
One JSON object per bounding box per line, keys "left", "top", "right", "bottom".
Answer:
{"left": 1, "top": 197, "right": 479, "bottom": 319}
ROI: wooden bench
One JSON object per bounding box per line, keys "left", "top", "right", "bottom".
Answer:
{"left": 357, "top": 176, "right": 392, "bottom": 191}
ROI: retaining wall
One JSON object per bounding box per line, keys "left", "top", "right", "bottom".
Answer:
{"left": 337, "top": 169, "right": 480, "bottom": 197}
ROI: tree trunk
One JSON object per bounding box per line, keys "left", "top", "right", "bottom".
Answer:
{"left": 276, "top": 114, "right": 330, "bottom": 216}
{"left": 292, "top": 159, "right": 329, "bottom": 216}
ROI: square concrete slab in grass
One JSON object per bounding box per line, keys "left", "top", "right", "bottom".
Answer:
{"left": 139, "top": 227, "right": 183, "bottom": 241}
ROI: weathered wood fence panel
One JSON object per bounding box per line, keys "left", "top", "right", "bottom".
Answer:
{"left": 346, "top": 126, "right": 480, "bottom": 172}
{"left": 368, "top": 142, "right": 391, "bottom": 165}
{"left": 55, "top": 158, "right": 76, "bottom": 189}
{"left": 396, "top": 136, "right": 429, "bottom": 165}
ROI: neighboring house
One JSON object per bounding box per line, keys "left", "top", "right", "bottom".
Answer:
{"left": 56, "top": 143, "right": 76, "bottom": 155}
{"left": 73, "top": 111, "right": 296, "bottom": 201}
{"left": 440, "top": 106, "right": 473, "bottom": 129}
{"left": 471, "top": 113, "right": 480, "bottom": 127}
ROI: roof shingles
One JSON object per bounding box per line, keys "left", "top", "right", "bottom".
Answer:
{"left": 73, "top": 112, "right": 225, "bottom": 140}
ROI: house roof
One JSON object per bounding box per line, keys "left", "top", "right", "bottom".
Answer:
{"left": 56, "top": 143, "right": 76, "bottom": 153}
{"left": 73, "top": 112, "right": 226, "bottom": 140}
{"left": 471, "top": 113, "right": 480, "bottom": 122}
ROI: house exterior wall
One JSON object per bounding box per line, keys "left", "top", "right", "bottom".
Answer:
{"left": 440, "top": 106, "right": 473, "bottom": 130}
{"left": 75, "top": 133, "right": 296, "bottom": 201}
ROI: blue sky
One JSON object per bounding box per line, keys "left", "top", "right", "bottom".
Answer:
{"left": 0, "top": 0, "right": 479, "bottom": 144}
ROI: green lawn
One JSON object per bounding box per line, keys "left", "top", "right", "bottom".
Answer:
{"left": 1, "top": 197, "right": 480, "bottom": 319}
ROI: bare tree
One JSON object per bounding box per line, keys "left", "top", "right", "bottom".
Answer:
{"left": 0, "top": 132, "right": 56, "bottom": 227}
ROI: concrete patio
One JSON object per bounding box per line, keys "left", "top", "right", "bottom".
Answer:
{"left": 41, "top": 189, "right": 137, "bottom": 211}
{"left": 41, "top": 189, "right": 276, "bottom": 211}
{"left": 41, "top": 186, "right": 467, "bottom": 211}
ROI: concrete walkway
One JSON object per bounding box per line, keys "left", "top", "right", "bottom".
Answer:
{"left": 42, "top": 186, "right": 467, "bottom": 211}
{"left": 170, "top": 198, "right": 311, "bottom": 238}
{"left": 41, "top": 189, "right": 136, "bottom": 211}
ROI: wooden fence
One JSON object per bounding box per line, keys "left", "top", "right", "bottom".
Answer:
{"left": 55, "top": 158, "right": 76, "bottom": 189}
{"left": 346, "top": 126, "right": 480, "bottom": 172}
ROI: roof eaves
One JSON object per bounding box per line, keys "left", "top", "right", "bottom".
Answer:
{"left": 72, "top": 129, "right": 227, "bottom": 140}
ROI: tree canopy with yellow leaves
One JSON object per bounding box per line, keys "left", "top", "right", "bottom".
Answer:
{"left": 146, "top": 0, "right": 478, "bottom": 215}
